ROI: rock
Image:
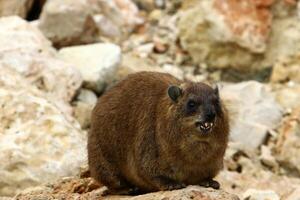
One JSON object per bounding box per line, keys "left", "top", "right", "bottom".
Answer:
{"left": 0, "top": 68, "right": 86, "bottom": 197}
{"left": 221, "top": 81, "right": 283, "bottom": 149}
{"left": 259, "top": 145, "right": 278, "bottom": 169}
{"left": 0, "top": 0, "right": 34, "bottom": 18}
{"left": 242, "top": 189, "right": 280, "bottom": 200}
{"left": 73, "top": 102, "right": 94, "bottom": 129}
{"left": 275, "top": 106, "right": 300, "bottom": 177}
{"left": 76, "top": 89, "right": 98, "bottom": 106}
{"left": 0, "top": 16, "right": 82, "bottom": 105}
{"left": 38, "top": 0, "right": 143, "bottom": 47}
{"left": 273, "top": 83, "right": 300, "bottom": 109}
{"left": 271, "top": 55, "right": 300, "bottom": 83}
{"left": 218, "top": 165, "right": 300, "bottom": 199}
{"left": 58, "top": 43, "right": 121, "bottom": 94}
{"left": 15, "top": 180, "right": 239, "bottom": 200}
{"left": 38, "top": 0, "right": 98, "bottom": 47}
{"left": 178, "top": 0, "right": 273, "bottom": 70}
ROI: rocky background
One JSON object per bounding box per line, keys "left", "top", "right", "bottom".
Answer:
{"left": 1, "top": 0, "right": 300, "bottom": 199}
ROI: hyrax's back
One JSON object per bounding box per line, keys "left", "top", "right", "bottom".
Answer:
{"left": 88, "top": 72, "right": 180, "bottom": 194}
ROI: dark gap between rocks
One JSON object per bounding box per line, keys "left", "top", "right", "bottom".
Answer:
{"left": 26, "top": 0, "right": 47, "bottom": 21}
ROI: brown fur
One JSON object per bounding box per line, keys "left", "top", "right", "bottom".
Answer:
{"left": 88, "top": 72, "right": 229, "bottom": 195}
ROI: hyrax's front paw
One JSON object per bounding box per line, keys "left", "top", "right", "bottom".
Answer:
{"left": 199, "top": 179, "right": 220, "bottom": 190}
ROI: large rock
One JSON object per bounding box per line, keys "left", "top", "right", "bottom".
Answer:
{"left": 0, "top": 16, "right": 82, "bottom": 105}
{"left": 178, "top": 0, "right": 300, "bottom": 72}
{"left": 15, "top": 178, "right": 239, "bottom": 200}
{"left": 0, "top": 0, "right": 34, "bottom": 18}
{"left": 221, "top": 81, "right": 283, "bottom": 149}
{"left": 178, "top": 0, "right": 272, "bottom": 70}
{"left": 0, "top": 68, "right": 87, "bottom": 197}
{"left": 38, "top": 0, "right": 142, "bottom": 47}
{"left": 58, "top": 43, "right": 121, "bottom": 93}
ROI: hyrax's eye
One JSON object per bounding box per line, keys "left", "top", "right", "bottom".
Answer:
{"left": 187, "top": 100, "right": 196, "bottom": 109}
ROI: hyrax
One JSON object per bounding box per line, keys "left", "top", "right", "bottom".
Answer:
{"left": 88, "top": 72, "right": 229, "bottom": 195}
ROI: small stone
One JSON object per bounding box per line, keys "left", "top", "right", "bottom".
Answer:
{"left": 242, "top": 189, "right": 280, "bottom": 200}
{"left": 76, "top": 89, "right": 98, "bottom": 106}
{"left": 259, "top": 145, "right": 278, "bottom": 169}
{"left": 73, "top": 102, "right": 93, "bottom": 129}
{"left": 58, "top": 43, "right": 122, "bottom": 94}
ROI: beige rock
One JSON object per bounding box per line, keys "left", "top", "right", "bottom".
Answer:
{"left": 0, "top": 16, "right": 82, "bottom": 105}
{"left": 0, "top": 68, "right": 86, "bottom": 197}
{"left": 275, "top": 106, "right": 300, "bottom": 177}
{"left": 38, "top": 0, "right": 142, "bottom": 47}
{"left": 271, "top": 55, "right": 300, "bottom": 83}
{"left": 73, "top": 102, "right": 93, "bottom": 129}
{"left": 178, "top": 0, "right": 272, "bottom": 70}
{"left": 76, "top": 89, "right": 98, "bottom": 106}
{"left": 38, "top": 0, "right": 98, "bottom": 47}
{"left": 15, "top": 179, "right": 239, "bottom": 200}
{"left": 58, "top": 43, "right": 121, "bottom": 94}
{"left": 221, "top": 81, "right": 283, "bottom": 149}
{"left": 0, "top": 0, "right": 33, "bottom": 18}
{"left": 273, "top": 83, "right": 300, "bottom": 109}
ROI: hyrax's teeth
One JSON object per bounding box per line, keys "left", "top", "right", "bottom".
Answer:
{"left": 205, "top": 122, "right": 208, "bottom": 127}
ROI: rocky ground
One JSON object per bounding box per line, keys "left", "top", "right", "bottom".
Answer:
{"left": 1, "top": 0, "right": 300, "bottom": 199}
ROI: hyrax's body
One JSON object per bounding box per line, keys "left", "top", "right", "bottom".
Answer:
{"left": 88, "top": 72, "right": 229, "bottom": 195}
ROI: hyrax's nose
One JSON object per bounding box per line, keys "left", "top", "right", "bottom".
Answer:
{"left": 205, "top": 112, "right": 216, "bottom": 122}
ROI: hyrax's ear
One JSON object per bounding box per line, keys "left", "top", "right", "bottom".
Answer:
{"left": 167, "top": 85, "right": 182, "bottom": 102}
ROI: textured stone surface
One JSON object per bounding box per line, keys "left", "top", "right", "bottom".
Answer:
{"left": 0, "top": 0, "right": 34, "bottom": 18}
{"left": 0, "top": 16, "right": 82, "bottom": 105}
{"left": 58, "top": 43, "right": 121, "bottom": 93}
{"left": 221, "top": 81, "right": 283, "bottom": 149}
{"left": 242, "top": 189, "right": 280, "bottom": 200}
{"left": 15, "top": 179, "right": 239, "bottom": 200}
{"left": 178, "top": 0, "right": 273, "bottom": 70}
{"left": 271, "top": 55, "right": 300, "bottom": 83}
{"left": 38, "top": 0, "right": 142, "bottom": 47}
{"left": 0, "top": 68, "right": 87, "bottom": 197}
{"left": 275, "top": 106, "right": 300, "bottom": 177}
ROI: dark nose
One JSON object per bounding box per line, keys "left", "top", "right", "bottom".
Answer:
{"left": 205, "top": 111, "right": 216, "bottom": 122}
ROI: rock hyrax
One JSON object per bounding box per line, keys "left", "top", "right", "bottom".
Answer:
{"left": 88, "top": 72, "right": 229, "bottom": 195}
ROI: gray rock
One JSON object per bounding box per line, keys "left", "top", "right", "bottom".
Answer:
{"left": 221, "top": 81, "right": 283, "bottom": 149}
{"left": 58, "top": 43, "right": 121, "bottom": 94}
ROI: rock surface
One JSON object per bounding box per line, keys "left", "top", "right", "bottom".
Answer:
{"left": 0, "top": 68, "right": 87, "bottom": 197}
{"left": 178, "top": 0, "right": 273, "bottom": 70}
{"left": 58, "top": 43, "right": 121, "bottom": 93}
{"left": 0, "top": 16, "right": 82, "bottom": 105}
{"left": 38, "top": 0, "right": 142, "bottom": 47}
{"left": 275, "top": 106, "right": 300, "bottom": 177}
{"left": 221, "top": 81, "right": 283, "bottom": 149}
{"left": 0, "top": 0, "right": 34, "bottom": 18}
{"left": 14, "top": 177, "right": 239, "bottom": 200}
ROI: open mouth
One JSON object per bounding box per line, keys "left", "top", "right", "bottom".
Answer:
{"left": 196, "top": 122, "right": 214, "bottom": 133}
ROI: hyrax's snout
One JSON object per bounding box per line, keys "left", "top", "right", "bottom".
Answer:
{"left": 195, "top": 108, "right": 216, "bottom": 133}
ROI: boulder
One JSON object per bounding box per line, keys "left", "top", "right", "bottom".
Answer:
{"left": 178, "top": 0, "right": 272, "bottom": 70}
{"left": 58, "top": 43, "right": 121, "bottom": 94}
{"left": 0, "top": 16, "right": 82, "bottom": 105}
{"left": 38, "top": 0, "right": 142, "bottom": 47}
{"left": 15, "top": 179, "right": 239, "bottom": 200}
{"left": 0, "top": 68, "right": 86, "bottom": 197}
{"left": 221, "top": 81, "right": 283, "bottom": 149}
